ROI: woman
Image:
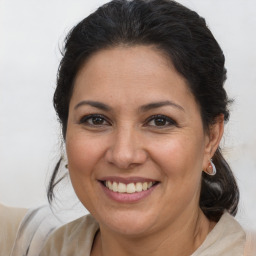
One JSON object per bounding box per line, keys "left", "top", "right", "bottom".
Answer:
{"left": 2, "top": 0, "right": 255, "bottom": 255}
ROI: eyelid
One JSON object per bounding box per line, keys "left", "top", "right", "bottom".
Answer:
{"left": 78, "top": 114, "right": 177, "bottom": 128}
{"left": 79, "top": 114, "right": 111, "bottom": 126}
{"left": 144, "top": 114, "right": 177, "bottom": 127}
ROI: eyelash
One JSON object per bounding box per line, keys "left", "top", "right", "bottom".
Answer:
{"left": 79, "top": 114, "right": 110, "bottom": 126}
{"left": 144, "top": 114, "right": 177, "bottom": 128}
{"left": 79, "top": 114, "right": 177, "bottom": 128}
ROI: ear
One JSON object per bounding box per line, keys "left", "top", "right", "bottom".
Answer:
{"left": 203, "top": 114, "right": 224, "bottom": 168}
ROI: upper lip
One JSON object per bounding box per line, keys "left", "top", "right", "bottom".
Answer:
{"left": 98, "top": 176, "right": 159, "bottom": 184}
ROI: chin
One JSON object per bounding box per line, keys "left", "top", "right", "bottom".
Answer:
{"left": 97, "top": 209, "right": 158, "bottom": 237}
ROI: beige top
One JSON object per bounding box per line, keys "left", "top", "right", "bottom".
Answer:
{"left": 244, "top": 230, "right": 256, "bottom": 256}
{"left": 40, "top": 214, "right": 99, "bottom": 256}
{"left": 0, "top": 203, "right": 255, "bottom": 256}
{"left": 40, "top": 212, "right": 250, "bottom": 256}
{"left": 0, "top": 204, "right": 27, "bottom": 256}
{"left": 190, "top": 212, "right": 246, "bottom": 256}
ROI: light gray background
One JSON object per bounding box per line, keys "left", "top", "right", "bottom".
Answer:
{"left": 0, "top": 0, "right": 255, "bottom": 229}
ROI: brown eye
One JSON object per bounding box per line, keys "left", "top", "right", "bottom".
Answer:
{"left": 146, "top": 115, "right": 176, "bottom": 128}
{"left": 154, "top": 117, "right": 167, "bottom": 126}
{"left": 80, "top": 114, "right": 110, "bottom": 126}
{"left": 91, "top": 116, "right": 105, "bottom": 125}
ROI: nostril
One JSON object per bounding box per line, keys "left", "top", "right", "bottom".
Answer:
{"left": 105, "top": 146, "right": 148, "bottom": 169}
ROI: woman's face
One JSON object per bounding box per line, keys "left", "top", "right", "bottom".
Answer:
{"left": 66, "top": 46, "right": 217, "bottom": 236}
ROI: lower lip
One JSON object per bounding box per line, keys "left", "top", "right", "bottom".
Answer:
{"left": 100, "top": 182, "right": 158, "bottom": 203}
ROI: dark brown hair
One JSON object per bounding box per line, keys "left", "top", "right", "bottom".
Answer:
{"left": 48, "top": 0, "right": 239, "bottom": 222}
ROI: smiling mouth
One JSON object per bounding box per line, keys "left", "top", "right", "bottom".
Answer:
{"left": 102, "top": 180, "right": 158, "bottom": 194}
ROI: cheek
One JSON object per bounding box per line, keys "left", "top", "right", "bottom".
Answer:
{"left": 65, "top": 133, "right": 106, "bottom": 209}
{"left": 150, "top": 133, "right": 205, "bottom": 180}
{"left": 153, "top": 135, "right": 205, "bottom": 209}
{"left": 66, "top": 132, "right": 105, "bottom": 179}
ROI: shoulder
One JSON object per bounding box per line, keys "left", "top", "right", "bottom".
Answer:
{"left": 10, "top": 205, "right": 63, "bottom": 256}
{"left": 192, "top": 212, "right": 246, "bottom": 256}
{"left": 244, "top": 230, "right": 256, "bottom": 256}
{"left": 0, "top": 203, "right": 28, "bottom": 256}
{"left": 40, "top": 214, "right": 99, "bottom": 256}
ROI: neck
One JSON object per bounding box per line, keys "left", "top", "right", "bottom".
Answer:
{"left": 91, "top": 208, "right": 215, "bottom": 256}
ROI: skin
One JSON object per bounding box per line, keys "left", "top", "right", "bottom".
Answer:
{"left": 66, "top": 45, "right": 224, "bottom": 256}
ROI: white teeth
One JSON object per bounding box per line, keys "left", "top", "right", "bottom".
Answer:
{"left": 142, "top": 182, "right": 148, "bottom": 191}
{"left": 105, "top": 181, "right": 156, "bottom": 193}
{"left": 127, "top": 183, "right": 136, "bottom": 193}
{"left": 135, "top": 182, "right": 143, "bottom": 192}
{"left": 106, "top": 181, "right": 112, "bottom": 190}
{"left": 112, "top": 182, "right": 118, "bottom": 192}
{"left": 118, "top": 182, "right": 126, "bottom": 193}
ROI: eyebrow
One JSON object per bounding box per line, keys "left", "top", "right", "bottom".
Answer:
{"left": 74, "top": 100, "right": 184, "bottom": 112}
{"left": 139, "top": 100, "right": 185, "bottom": 112}
{"left": 74, "top": 100, "right": 112, "bottom": 111}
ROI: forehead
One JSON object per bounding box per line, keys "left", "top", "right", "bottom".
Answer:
{"left": 75, "top": 45, "right": 174, "bottom": 84}
{"left": 70, "top": 45, "right": 197, "bottom": 112}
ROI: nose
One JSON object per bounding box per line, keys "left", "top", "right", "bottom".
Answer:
{"left": 105, "top": 126, "right": 148, "bottom": 169}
